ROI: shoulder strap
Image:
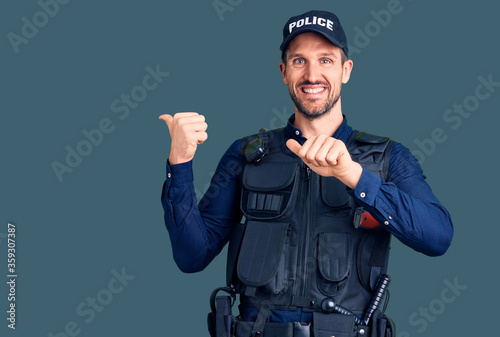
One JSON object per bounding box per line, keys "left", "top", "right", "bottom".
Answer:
{"left": 347, "top": 130, "right": 394, "bottom": 182}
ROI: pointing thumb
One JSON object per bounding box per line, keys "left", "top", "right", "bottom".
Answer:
{"left": 286, "top": 139, "right": 302, "bottom": 156}
{"left": 159, "top": 114, "right": 174, "bottom": 129}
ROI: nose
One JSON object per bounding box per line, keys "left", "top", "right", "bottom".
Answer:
{"left": 304, "top": 62, "right": 321, "bottom": 83}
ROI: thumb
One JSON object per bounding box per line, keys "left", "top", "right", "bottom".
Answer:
{"left": 158, "top": 114, "right": 174, "bottom": 129}
{"left": 286, "top": 139, "right": 302, "bottom": 156}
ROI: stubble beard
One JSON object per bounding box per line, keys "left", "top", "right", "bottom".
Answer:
{"left": 289, "top": 85, "right": 341, "bottom": 121}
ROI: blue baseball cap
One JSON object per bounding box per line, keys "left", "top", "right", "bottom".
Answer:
{"left": 280, "top": 10, "right": 349, "bottom": 58}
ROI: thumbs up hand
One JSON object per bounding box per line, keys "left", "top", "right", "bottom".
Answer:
{"left": 286, "top": 135, "right": 363, "bottom": 189}
{"left": 159, "top": 112, "right": 208, "bottom": 165}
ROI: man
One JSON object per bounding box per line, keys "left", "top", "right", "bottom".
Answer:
{"left": 160, "top": 10, "right": 453, "bottom": 337}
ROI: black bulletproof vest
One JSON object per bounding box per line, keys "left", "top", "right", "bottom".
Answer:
{"left": 226, "top": 128, "right": 394, "bottom": 315}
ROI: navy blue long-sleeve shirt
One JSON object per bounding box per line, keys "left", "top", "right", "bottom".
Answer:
{"left": 161, "top": 116, "right": 453, "bottom": 277}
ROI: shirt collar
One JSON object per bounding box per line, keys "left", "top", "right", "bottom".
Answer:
{"left": 284, "top": 114, "right": 353, "bottom": 144}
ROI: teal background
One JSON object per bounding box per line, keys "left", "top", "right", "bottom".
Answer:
{"left": 1, "top": 0, "right": 498, "bottom": 336}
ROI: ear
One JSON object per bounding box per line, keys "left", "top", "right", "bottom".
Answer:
{"left": 341, "top": 59, "right": 354, "bottom": 84}
{"left": 279, "top": 61, "right": 288, "bottom": 85}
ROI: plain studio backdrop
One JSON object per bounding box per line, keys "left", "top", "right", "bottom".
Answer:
{"left": 1, "top": 1, "right": 498, "bottom": 336}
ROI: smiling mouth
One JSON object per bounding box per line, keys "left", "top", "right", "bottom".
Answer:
{"left": 302, "top": 87, "right": 325, "bottom": 94}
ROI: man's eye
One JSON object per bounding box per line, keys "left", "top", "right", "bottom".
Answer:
{"left": 293, "top": 59, "right": 305, "bottom": 65}
{"left": 320, "top": 59, "right": 332, "bottom": 64}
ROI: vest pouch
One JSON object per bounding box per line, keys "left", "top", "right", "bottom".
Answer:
{"left": 241, "top": 163, "right": 300, "bottom": 220}
{"left": 237, "top": 221, "right": 291, "bottom": 295}
{"left": 320, "top": 176, "right": 351, "bottom": 214}
{"left": 317, "top": 233, "right": 351, "bottom": 296}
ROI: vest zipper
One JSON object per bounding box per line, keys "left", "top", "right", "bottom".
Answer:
{"left": 302, "top": 166, "right": 312, "bottom": 299}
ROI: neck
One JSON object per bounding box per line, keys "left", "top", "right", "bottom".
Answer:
{"left": 293, "top": 99, "right": 344, "bottom": 139}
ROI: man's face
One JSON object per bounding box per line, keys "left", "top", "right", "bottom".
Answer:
{"left": 279, "top": 32, "right": 353, "bottom": 120}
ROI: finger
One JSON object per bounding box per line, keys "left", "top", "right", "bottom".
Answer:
{"left": 180, "top": 114, "right": 206, "bottom": 125}
{"left": 315, "top": 137, "right": 336, "bottom": 166}
{"left": 304, "top": 136, "right": 329, "bottom": 166}
{"left": 286, "top": 139, "right": 302, "bottom": 156}
{"left": 326, "top": 142, "right": 344, "bottom": 166}
{"left": 159, "top": 112, "right": 200, "bottom": 124}
{"left": 196, "top": 132, "right": 208, "bottom": 144}
{"left": 158, "top": 114, "right": 171, "bottom": 122}
{"left": 175, "top": 115, "right": 205, "bottom": 130}
{"left": 298, "top": 136, "right": 314, "bottom": 157}
{"left": 182, "top": 121, "right": 208, "bottom": 133}
{"left": 194, "top": 121, "right": 208, "bottom": 132}
{"left": 174, "top": 112, "right": 199, "bottom": 118}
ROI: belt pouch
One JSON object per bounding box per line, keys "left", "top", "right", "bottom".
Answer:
{"left": 208, "top": 295, "right": 233, "bottom": 337}
{"left": 293, "top": 322, "right": 312, "bottom": 337}
{"left": 313, "top": 312, "right": 357, "bottom": 337}
{"left": 208, "top": 287, "right": 237, "bottom": 337}
{"left": 376, "top": 316, "right": 395, "bottom": 337}
{"left": 369, "top": 310, "right": 395, "bottom": 337}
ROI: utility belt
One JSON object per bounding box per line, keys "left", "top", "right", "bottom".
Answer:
{"left": 207, "top": 287, "right": 395, "bottom": 337}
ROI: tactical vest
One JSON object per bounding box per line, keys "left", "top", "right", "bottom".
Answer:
{"left": 216, "top": 127, "right": 395, "bottom": 337}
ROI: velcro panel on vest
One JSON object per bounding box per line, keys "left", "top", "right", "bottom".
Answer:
{"left": 237, "top": 221, "right": 289, "bottom": 288}
{"left": 247, "top": 193, "right": 282, "bottom": 212}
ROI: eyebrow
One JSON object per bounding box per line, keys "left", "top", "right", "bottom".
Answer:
{"left": 288, "top": 52, "right": 338, "bottom": 59}
{"left": 318, "top": 52, "right": 338, "bottom": 58}
{"left": 287, "top": 53, "right": 303, "bottom": 59}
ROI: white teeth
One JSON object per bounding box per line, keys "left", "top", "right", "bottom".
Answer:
{"left": 303, "top": 87, "right": 325, "bottom": 94}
